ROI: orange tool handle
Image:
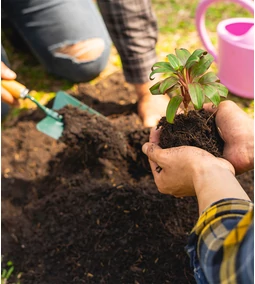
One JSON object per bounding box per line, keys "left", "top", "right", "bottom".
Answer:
{"left": 1, "top": 80, "right": 27, "bottom": 99}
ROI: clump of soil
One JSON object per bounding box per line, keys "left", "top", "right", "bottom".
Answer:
{"left": 158, "top": 109, "right": 224, "bottom": 157}
{"left": 2, "top": 72, "right": 253, "bottom": 284}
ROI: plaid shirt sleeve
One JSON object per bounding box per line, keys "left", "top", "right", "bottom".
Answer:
{"left": 186, "top": 198, "right": 254, "bottom": 284}
{"left": 97, "top": 0, "right": 158, "bottom": 84}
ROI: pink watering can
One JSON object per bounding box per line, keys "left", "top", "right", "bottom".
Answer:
{"left": 196, "top": 0, "right": 254, "bottom": 99}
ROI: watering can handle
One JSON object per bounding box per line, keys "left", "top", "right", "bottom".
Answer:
{"left": 196, "top": 0, "right": 254, "bottom": 62}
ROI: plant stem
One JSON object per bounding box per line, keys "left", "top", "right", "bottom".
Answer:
{"left": 177, "top": 73, "right": 187, "bottom": 89}
{"left": 186, "top": 69, "right": 190, "bottom": 83}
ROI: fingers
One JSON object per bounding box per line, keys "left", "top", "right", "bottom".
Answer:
{"left": 1, "top": 62, "right": 16, "bottom": 79}
{"left": 1, "top": 62, "right": 19, "bottom": 106}
{"left": 149, "top": 126, "right": 160, "bottom": 143}
{"left": 1, "top": 86, "right": 16, "bottom": 105}
{"left": 148, "top": 158, "right": 161, "bottom": 177}
{"left": 142, "top": 142, "right": 163, "bottom": 164}
{"left": 203, "top": 102, "right": 218, "bottom": 113}
{"left": 215, "top": 101, "right": 247, "bottom": 140}
{"left": 216, "top": 100, "right": 246, "bottom": 122}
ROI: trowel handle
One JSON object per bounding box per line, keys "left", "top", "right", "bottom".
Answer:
{"left": 1, "top": 80, "right": 28, "bottom": 99}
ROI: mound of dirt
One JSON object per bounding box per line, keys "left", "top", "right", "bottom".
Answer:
{"left": 2, "top": 72, "right": 253, "bottom": 284}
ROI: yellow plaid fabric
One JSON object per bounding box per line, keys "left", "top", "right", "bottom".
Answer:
{"left": 186, "top": 199, "right": 254, "bottom": 284}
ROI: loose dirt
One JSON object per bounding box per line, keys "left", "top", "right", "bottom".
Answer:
{"left": 2, "top": 72, "right": 253, "bottom": 284}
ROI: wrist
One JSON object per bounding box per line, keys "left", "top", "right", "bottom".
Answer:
{"left": 191, "top": 160, "right": 250, "bottom": 214}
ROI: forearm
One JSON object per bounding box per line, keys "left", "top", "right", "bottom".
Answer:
{"left": 97, "top": 0, "right": 158, "bottom": 84}
{"left": 192, "top": 162, "right": 250, "bottom": 215}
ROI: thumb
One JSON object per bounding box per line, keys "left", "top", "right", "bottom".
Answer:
{"left": 142, "top": 142, "right": 163, "bottom": 163}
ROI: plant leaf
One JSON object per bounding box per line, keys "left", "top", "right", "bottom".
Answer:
{"left": 203, "top": 84, "right": 221, "bottom": 106}
{"left": 198, "top": 72, "right": 220, "bottom": 84}
{"left": 159, "top": 76, "right": 179, "bottom": 93}
{"left": 167, "top": 54, "right": 182, "bottom": 70}
{"left": 149, "top": 81, "right": 163, "bottom": 95}
{"left": 151, "top": 62, "right": 175, "bottom": 71}
{"left": 175, "top": 48, "right": 191, "bottom": 66}
{"left": 165, "top": 83, "right": 181, "bottom": 97}
{"left": 2, "top": 268, "right": 7, "bottom": 278}
{"left": 149, "top": 62, "right": 175, "bottom": 80}
{"left": 6, "top": 266, "right": 14, "bottom": 280}
{"left": 166, "top": 95, "right": 183, "bottom": 124}
{"left": 187, "top": 83, "right": 204, "bottom": 109}
{"left": 209, "top": 82, "right": 228, "bottom": 98}
{"left": 190, "top": 53, "right": 214, "bottom": 79}
{"left": 185, "top": 49, "right": 207, "bottom": 69}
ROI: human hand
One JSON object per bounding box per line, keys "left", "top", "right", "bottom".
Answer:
{"left": 134, "top": 82, "right": 170, "bottom": 128}
{"left": 204, "top": 101, "right": 254, "bottom": 175}
{"left": 142, "top": 127, "right": 234, "bottom": 197}
{"left": 1, "top": 62, "right": 19, "bottom": 105}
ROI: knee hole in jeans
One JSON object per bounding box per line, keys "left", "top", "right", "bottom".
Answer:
{"left": 54, "top": 38, "right": 105, "bottom": 62}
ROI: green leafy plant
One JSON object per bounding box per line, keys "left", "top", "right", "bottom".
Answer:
{"left": 149, "top": 48, "right": 228, "bottom": 123}
{"left": 1, "top": 261, "right": 14, "bottom": 284}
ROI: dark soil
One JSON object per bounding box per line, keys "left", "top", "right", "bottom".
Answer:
{"left": 158, "top": 110, "right": 224, "bottom": 157}
{"left": 2, "top": 72, "right": 253, "bottom": 284}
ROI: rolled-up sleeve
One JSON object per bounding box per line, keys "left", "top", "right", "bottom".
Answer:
{"left": 186, "top": 199, "right": 254, "bottom": 284}
{"left": 97, "top": 0, "right": 158, "bottom": 84}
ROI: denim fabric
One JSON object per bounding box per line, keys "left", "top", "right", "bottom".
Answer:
{"left": 185, "top": 242, "right": 209, "bottom": 284}
{"left": 2, "top": 0, "right": 112, "bottom": 82}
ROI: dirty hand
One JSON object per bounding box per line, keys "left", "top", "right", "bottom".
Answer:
{"left": 142, "top": 127, "right": 234, "bottom": 198}
{"left": 204, "top": 100, "right": 254, "bottom": 174}
{"left": 1, "top": 61, "right": 19, "bottom": 105}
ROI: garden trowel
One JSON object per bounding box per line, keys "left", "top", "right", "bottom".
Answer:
{"left": 1, "top": 80, "right": 101, "bottom": 140}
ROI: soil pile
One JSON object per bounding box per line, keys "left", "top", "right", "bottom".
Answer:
{"left": 2, "top": 72, "right": 253, "bottom": 284}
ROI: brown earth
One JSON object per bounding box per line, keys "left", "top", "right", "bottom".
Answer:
{"left": 158, "top": 109, "right": 224, "bottom": 157}
{"left": 2, "top": 72, "right": 253, "bottom": 284}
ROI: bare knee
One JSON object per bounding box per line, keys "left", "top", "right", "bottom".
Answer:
{"left": 54, "top": 38, "right": 105, "bottom": 62}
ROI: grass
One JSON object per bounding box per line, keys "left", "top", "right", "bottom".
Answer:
{"left": 1, "top": 259, "right": 21, "bottom": 284}
{"left": 1, "top": 0, "right": 253, "bottom": 115}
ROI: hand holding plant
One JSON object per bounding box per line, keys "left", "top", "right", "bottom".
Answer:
{"left": 205, "top": 100, "right": 254, "bottom": 174}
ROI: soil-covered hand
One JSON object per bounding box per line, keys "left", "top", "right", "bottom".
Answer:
{"left": 204, "top": 100, "right": 254, "bottom": 175}
{"left": 1, "top": 61, "right": 19, "bottom": 105}
{"left": 142, "top": 127, "right": 234, "bottom": 198}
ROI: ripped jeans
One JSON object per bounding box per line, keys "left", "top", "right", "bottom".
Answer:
{"left": 1, "top": 0, "right": 112, "bottom": 82}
